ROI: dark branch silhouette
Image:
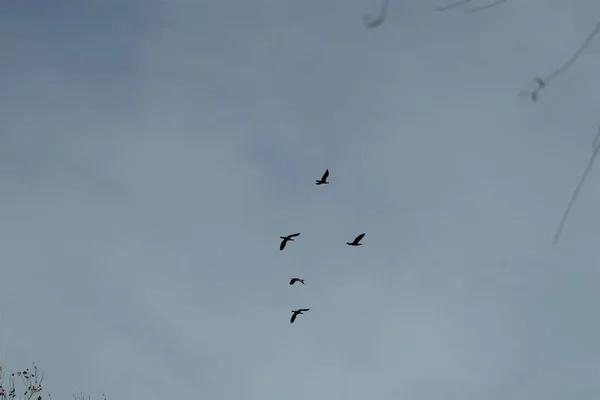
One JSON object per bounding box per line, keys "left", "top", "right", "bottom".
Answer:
{"left": 520, "top": 22, "right": 600, "bottom": 102}
{"left": 0, "top": 363, "right": 45, "bottom": 400}
{"left": 315, "top": 169, "right": 330, "bottom": 185}
{"left": 436, "top": 0, "right": 474, "bottom": 12}
{"left": 593, "top": 128, "right": 600, "bottom": 150}
{"left": 279, "top": 233, "right": 300, "bottom": 251}
{"left": 346, "top": 233, "right": 366, "bottom": 246}
{"left": 0, "top": 363, "right": 105, "bottom": 400}
{"left": 289, "top": 278, "right": 306, "bottom": 285}
{"left": 290, "top": 309, "right": 310, "bottom": 324}
{"left": 464, "top": 0, "right": 506, "bottom": 13}
{"left": 363, "top": 0, "right": 390, "bottom": 29}
{"left": 517, "top": 77, "right": 545, "bottom": 102}
{"left": 553, "top": 127, "right": 600, "bottom": 245}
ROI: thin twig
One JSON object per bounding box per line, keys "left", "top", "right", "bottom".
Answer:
{"left": 522, "top": 21, "right": 600, "bottom": 102}
{"left": 464, "top": 0, "right": 507, "bottom": 13}
{"left": 553, "top": 127, "right": 600, "bottom": 245}
{"left": 436, "top": 0, "right": 474, "bottom": 12}
{"left": 364, "top": 0, "right": 390, "bottom": 29}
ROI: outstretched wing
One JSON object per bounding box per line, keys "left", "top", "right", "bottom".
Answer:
{"left": 280, "top": 239, "right": 287, "bottom": 251}
{"left": 289, "top": 278, "right": 298, "bottom": 285}
{"left": 290, "top": 313, "right": 297, "bottom": 323}
{"left": 354, "top": 233, "right": 365, "bottom": 243}
{"left": 321, "top": 169, "right": 329, "bottom": 181}
{"left": 299, "top": 308, "right": 310, "bottom": 312}
{"left": 289, "top": 233, "right": 300, "bottom": 238}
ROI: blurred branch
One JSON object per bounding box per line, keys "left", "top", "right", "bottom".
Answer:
{"left": 0, "top": 363, "right": 45, "bottom": 400}
{"left": 0, "top": 364, "right": 105, "bottom": 400}
{"left": 72, "top": 393, "right": 106, "bottom": 400}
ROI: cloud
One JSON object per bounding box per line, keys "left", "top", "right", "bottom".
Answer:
{"left": 1, "top": 0, "right": 600, "bottom": 399}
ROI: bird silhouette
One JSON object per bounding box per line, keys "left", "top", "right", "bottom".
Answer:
{"left": 315, "top": 169, "right": 330, "bottom": 185}
{"left": 280, "top": 233, "right": 300, "bottom": 251}
{"left": 346, "top": 233, "right": 365, "bottom": 246}
{"left": 289, "top": 278, "right": 306, "bottom": 285}
{"left": 290, "top": 308, "right": 310, "bottom": 323}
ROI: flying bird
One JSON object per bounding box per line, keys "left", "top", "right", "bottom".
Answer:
{"left": 346, "top": 233, "right": 365, "bottom": 246}
{"left": 290, "top": 308, "right": 310, "bottom": 323}
{"left": 289, "top": 278, "right": 306, "bottom": 285}
{"left": 280, "top": 233, "right": 300, "bottom": 251}
{"left": 315, "top": 169, "right": 330, "bottom": 185}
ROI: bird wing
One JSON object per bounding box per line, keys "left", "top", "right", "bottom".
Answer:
{"left": 290, "top": 313, "right": 297, "bottom": 323}
{"left": 300, "top": 308, "right": 310, "bottom": 312}
{"left": 289, "top": 233, "right": 300, "bottom": 238}
{"left": 355, "top": 233, "right": 365, "bottom": 243}
{"left": 290, "top": 278, "right": 297, "bottom": 285}
{"left": 280, "top": 239, "right": 287, "bottom": 251}
{"left": 321, "top": 169, "right": 329, "bottom": 180}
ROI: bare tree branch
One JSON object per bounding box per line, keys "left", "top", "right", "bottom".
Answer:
{"left": 363, "top": 0, "right": 390, "bottom": 29}
{"left": 521, "top": 21, "right": 600, "bottom": 102}
{"left": 0, "top": 364, "right": 104, "bottom": 400}
{"left": 553, "top": 126, "right": 600, "bottom": 245}
{"left": 436, "top": 0, "right": 474, "bottom": 12}
{"left": 464, "top": 0, "right": 507, "bottom": 13}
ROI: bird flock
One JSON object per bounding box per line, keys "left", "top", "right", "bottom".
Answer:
{"left": 275, "top": 1, "right": 600, "bottom": 323}
{"left": 277, "top": 2, "right": 600, "bottom": 325}
{"left": 280, "top": 169, "right": 366, "bottom": 324}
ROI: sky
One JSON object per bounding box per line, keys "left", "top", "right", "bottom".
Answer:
{"left": 1, "top": 0, "right": 600, "bottom": 399}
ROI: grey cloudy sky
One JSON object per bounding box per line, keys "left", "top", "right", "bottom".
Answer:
{"left": 1, "top": 0, "right": 600, "bottom": 399}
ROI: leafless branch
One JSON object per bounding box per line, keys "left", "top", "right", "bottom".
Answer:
{"left": 436, "top": 0, "right": 474, "bottom": 12}
{"left": 0, "top": 364, "right": 103, "bottom": 400}
{"left": 464, "top": 0, "right": 507, "bottom": 13}
{"left": 522, "top": 21, "right": 600, "bottom": 102}
{"left": 553, "top": 126, "right": 600, "bottom": 245}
